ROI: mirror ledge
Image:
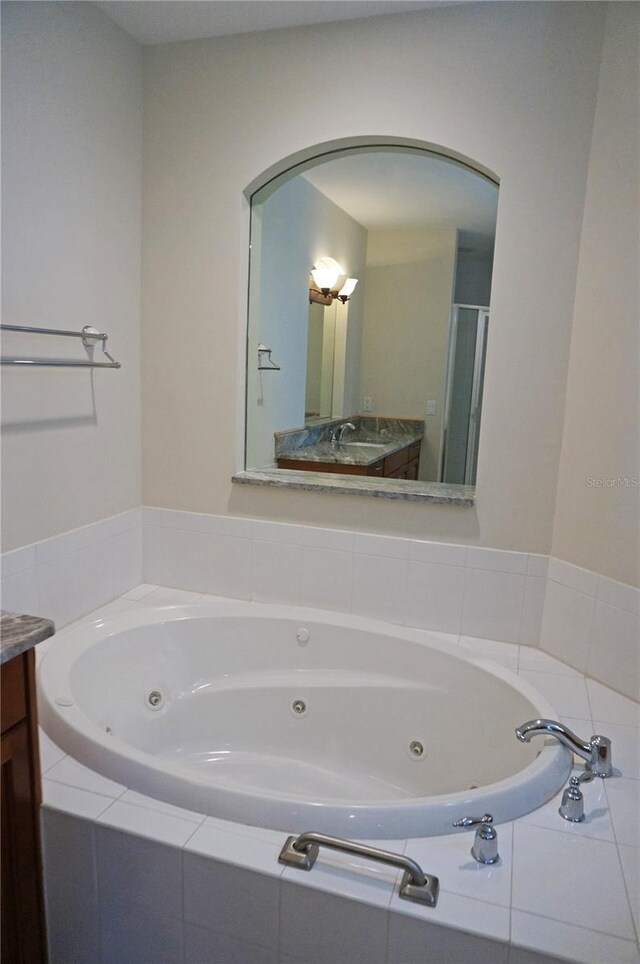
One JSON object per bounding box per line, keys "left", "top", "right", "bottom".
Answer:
{"left": 232, "top": 470, "right": 475, "bottom": 506}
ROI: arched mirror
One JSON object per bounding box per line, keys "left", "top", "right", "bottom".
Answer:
{"left": 243, "top": 145, "right": 498, "bottom": 500}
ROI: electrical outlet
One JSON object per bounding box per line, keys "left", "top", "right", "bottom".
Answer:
{"left": 363, "top": 396, "right": 373, "bottom": 412}
{"left": 426, "top": 400, "right": 437, "bottom": 415}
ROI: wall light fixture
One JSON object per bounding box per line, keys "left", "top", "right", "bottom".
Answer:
{"left": 309, "top": 257, "right": 358, "bottom": 306}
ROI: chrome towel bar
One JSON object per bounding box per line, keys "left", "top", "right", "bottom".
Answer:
{"left": 278, "top": 831, "right": 440, "bottom": 907}
{"left": 1, "top": 324, "right": 121, "bottom": 369}
{"left": 1, "top": 358, "right": 120, "bottom": 369}
{"left": 1, "top": 324, "right": 107, "bottom": 340}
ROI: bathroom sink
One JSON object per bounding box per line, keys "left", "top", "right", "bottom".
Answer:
{"left": 341, "top": 442, "right": 387, "bottom": 449}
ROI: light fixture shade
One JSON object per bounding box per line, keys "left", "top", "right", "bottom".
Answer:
{"left": 338, "top": 277, "right": 358, "bottom": 298}
{"left": 311, "top": 257, "right": 344, "bottom": 292}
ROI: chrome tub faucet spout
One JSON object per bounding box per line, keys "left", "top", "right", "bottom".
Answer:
{"left": 515, "top": 719, "right": 613, "bottom": 778}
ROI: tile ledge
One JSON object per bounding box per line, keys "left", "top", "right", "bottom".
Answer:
{"left": 232, "top": 470, "right": 475, "bottom": 506}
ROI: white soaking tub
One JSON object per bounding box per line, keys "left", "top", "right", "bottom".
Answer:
{"left": 37, "top": 602, "right": 570, "bottom": 839}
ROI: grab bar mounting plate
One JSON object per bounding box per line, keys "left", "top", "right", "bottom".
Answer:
{"left": 399, "top": 870, "right": 440, "bottom": 907}
{"left": 279, "top": 835, "right": 320, "bottom": 870}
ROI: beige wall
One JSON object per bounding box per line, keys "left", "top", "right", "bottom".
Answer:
{"left": 3, "top": 2, "right": 637, "bottom": 593}
{"left": 142, "top": 2, "right": 605, "bottom": 551}
{"left": 551, "top": 3, "right": 640, "bottom": 588}
{"left": 246, "top": 174, "right": 366, "bottom": 469}
{"left": 361, "top": 227, "right": 457, "bottom": 480}
{"left": 305, "top": 303, "right": 326, "bottom": 420}
{"left": 1, "top": 1, "right": 142, "bottom": 552}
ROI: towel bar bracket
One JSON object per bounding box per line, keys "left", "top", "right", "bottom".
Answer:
{"left": 257, "top": 344, "right": 281, "bottom": 371}
{"left": 81, "top": 325, "right": 104, "bottom": 347}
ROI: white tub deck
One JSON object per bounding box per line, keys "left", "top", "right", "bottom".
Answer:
{"left": 36, "top": 586, "right": 639, "bottom": 964}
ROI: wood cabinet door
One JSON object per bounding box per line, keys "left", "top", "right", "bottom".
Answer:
{"left": 388, "top": 465, "right": 409, "bottom": 479}
{"left": 406, "top": 458, "right": 419, "bottom": 481}
{"left": 1, "top": 719, "right": 47, "bottom": 964}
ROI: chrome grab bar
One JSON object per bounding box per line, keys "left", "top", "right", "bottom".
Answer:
{"left": 278, "top": 831, "right": 439, "bottom": 907}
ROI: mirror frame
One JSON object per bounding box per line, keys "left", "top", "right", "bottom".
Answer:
{"left": 235, "top": 136, "right": 500, "bottom": 506}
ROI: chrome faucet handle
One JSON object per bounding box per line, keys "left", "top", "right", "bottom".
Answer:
{"left": 588, "top": 734, "right": 613, "bottom": 777}
{"left": 452, "top": 814, "right": 499, "bottom": 865}
{"left": 558, "top": 770, "right": 596, "bottom": 823}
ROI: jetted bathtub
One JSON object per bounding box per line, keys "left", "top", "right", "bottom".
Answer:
{"left": 37, "top": 602, "right": 571, "bottom": 838}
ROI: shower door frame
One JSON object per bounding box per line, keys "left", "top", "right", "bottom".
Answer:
{"left": 439, "top": 304, "right": 489, "bottom": 487}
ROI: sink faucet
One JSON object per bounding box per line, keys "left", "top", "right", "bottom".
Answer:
{"left": 516, "top": 719, "right": 613, "bottom": 777}
{"left": 329, "top": 422, "right": 356, "bottom": 446}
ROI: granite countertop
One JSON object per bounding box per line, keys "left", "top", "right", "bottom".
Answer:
{"left": 243, "top": 415, "right": 472, "bottom": 504}
{"left": 1, "top": 610, "right": 55, "bottom": 665}
{"left": 278, "top": 433, "right": 422, "bottom": 467}
{"left": 233, "top": 469, "right": 475, "bottom": 505}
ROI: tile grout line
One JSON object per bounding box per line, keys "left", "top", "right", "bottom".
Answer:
{"left": 179, "top": 838, "right": 187, "bottom": 964}
{"left": 516, "top": 563, "right": 529, "bottom": 646}
{"left": 508, "top": 820, "right": 515, "bottom": 948}
{"left": 42, "top": 790, "right": 115, "bottom": 822}
{"left": 546, "top": 576, "right": 597, "bottom": 599}
{"left": 459, "top": 561, "right": 470, "bottom": 638}
{"left": 509, "top": 904, "right": 640, "bottom": 950}
{"left": 92, "top": 818, "right": 107, "bottom": 964}
{"left": 611, "top": 832, "right": 640, "bottom": 948}
{"left": 45, "top": 773, "right": 129, "bottom": 805}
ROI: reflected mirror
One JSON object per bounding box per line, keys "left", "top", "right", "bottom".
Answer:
{"left": 245, "top": 147, "right": 498, "bottom": 491}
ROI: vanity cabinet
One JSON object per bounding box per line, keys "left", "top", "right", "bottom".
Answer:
{"left": 381, "top": 442, "right": 421, "bottom": 480}
{"left": 1, "top": 648, "right": 48, "bottom": 964}
{"left": 278, "top": 440, "right": 421, "bottom": 479}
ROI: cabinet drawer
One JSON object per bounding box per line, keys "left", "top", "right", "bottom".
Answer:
{"left": 409, "top": 442, "right": 421, "bottom": 461}
{"left": 1, "top": 656, "right": 26, "bottom": 733}
{"left": 367, "top": 460, "right": 384, "bottom": 476}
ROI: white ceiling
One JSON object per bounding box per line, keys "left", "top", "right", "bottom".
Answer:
{"left": 96, "top": 1, "right": 453, "bottom": 45}
{"left": 302, "top": 151, "right": 498, "bottom": 244}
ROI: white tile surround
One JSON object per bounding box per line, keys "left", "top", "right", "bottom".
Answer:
{"left": 140, "top": 508, "right": 639, "bottom": 702}
{"left": 1, "top": 509, "right": 142, "bottom": 630}
{"left": 35, "top": 585, "right": 640, "bottom": 964}
{"left": 542, "top": 560, "right": 640, "bottom": 701}
{"left": 2, "top": 509, "right": 638, "bottom": 961}
{"left": 2, "top": 506, "right": 638, "bottom": 699}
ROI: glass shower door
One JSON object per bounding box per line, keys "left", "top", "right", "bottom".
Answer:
{"left": 440, "top": 305, "right": 489, "bottom": 486}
